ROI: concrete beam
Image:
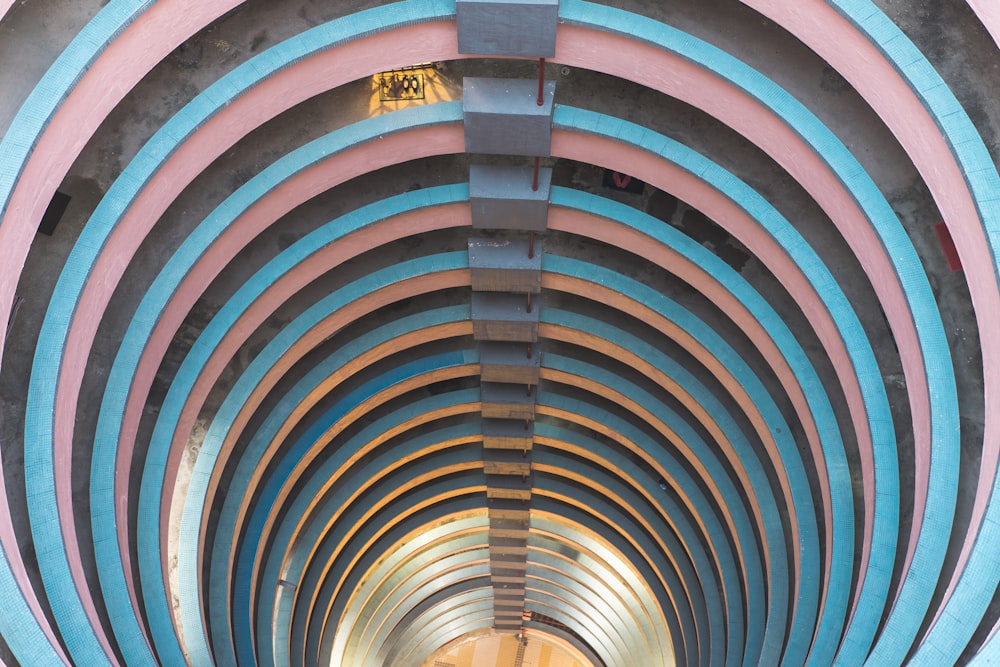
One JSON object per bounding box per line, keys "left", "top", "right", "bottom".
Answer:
{"left": 487, "top": 498, "right": 531, "bottom": 521}
{"left": 483, "top": 419, "right": 534, "bottom": 451}
{"left": 471, "top": 292, "right": 539, "bottom": 342}
{"left": 470, "top": 164, "right": 551, "bottom": 231}
{"left": 456, "top": 0, "right": 558, "bottom": 57}
{"left": 463, "top": 77, "right": 555, "bottom": 156}
{"left": 486, "top": 473, "right": 532, "bottom": 500}
{"left": 480, "top": 341, "right": 542, "bottom": 384}
{"left": 469, "top": 237, "right": 542, "bottom": 293}
{"left": 483, "top": 448, "right": 532, "bottom": 476}
{"left": 489, "top": 524, "right": 530, "bottom": 540}
{"left": 481, "top": 382, "right": 536, "bottom": 420}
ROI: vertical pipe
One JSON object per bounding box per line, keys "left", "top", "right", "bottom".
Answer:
{"left": 528, "top": 231, "right": 535, "bottom": 259}
{"left": 537, "top": 58, "right": 545, "bottom": 106}
{"left": 532, "top": 156, "right": 540, "bottom": 191}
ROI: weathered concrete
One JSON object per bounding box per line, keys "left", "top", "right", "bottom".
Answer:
{"left": 456, "top": 0, "right": 559, "bottom": 57}
{"left": 464, "top": 77, "right": 556, "bottom": 156}
{"left": 470, "top": 164, "right": 552, "bottom": 231}
{"left": 0, "top": 0, "right": 997, "bottom": 663}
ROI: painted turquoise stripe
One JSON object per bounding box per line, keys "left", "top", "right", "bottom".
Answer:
{"left": 541, "top": 312, "right": 798, "bottom": 660}
{"left": 212, "top": 303, "right": 471, "bottom": 663}
{"left": 262, "top": 402, "right": 680, "bottom": 667}
{"left": 199, "top": 133, "right": 856, "bottom": 664}
{"left": 114, "top": 189, "right": 466, "bottom": 665}
{"left": 528, "top": 476, "right": 679, "bottom": 666}
{"left": 1, "top": 5, "right": 465, "bottom": 665}
{"left": 234, "top": 304, "right": 740, "bottom": 666}
{"left": 970, "top": 620, "right": 1000, "bottom": 666}
{"left": 167, "top": 255, "right": 466, "bottom": 666}
{"left": 195, "top": 163, "right": 852, "bottom": 667}
{"left": 257, "top": 299, "right": 774, "bottom": 666}
{"left": 204, "top": 299, "right": 467, "bottom": 667}
{"left": 293, "top": 445, "right": 490, "bottom": 666}
{"left": 303, "top": 446, "right": 655, "bottom": 667}
{"left": 0, "top": 542, "right": 67, "bottom": 665}
{"left": 534, "top": 422, "right": 723, "bottom": 665}
{"left": 82, "top": 108, "right": 461, "bottom": 666}
{"left": 0, "top": 0, "right": 154, "bottom": 222}
{"left": 12, "top": 1, "right": 158, "bottom": 659}
{"left": 146, "top": 106, "right": 461, "bottom": 667}
{"left": 549, "top": 249, "right": 816, "bottom": 664}
{"left": 254, "top": 400, "right": 482, "bottom": 665}
{"left": 3, "top": 2, "right": 964, "bottom": 664}
{"left": 223, "top": 249, "right": 800, "bottom": 667}
{"left": 820, "top": 3, "right": 995, "bottom": 660}
{"left": 209, "top": 273, "right": 757, "bottom": 664}
{"left": 558, "top": 3, "right": 955, "bottom": 663}
{"left": 310, "top": 473, "right": 497, "bottom": 666}
{"left": 82, "top": 14, "right": 892, "bottom": 664}
{"left": 553, "top": 99, "right": 879, "bottom": 663}
{"left": 239, "top": 300, "right": 740, "bottom": 664}
{"left": 133, "top": 140, "right": 828, "bottom": 667}
{"left": 552, "top": 177, "right": 856, "bottom": 663}
{"left": 541, "top": 391, "right": 758, "bottom": 664}
{"left": 271, "top": 426, "right": 486, "bottom": 666}
{"left": 82, "top": 17, "right": 872, "bottom": 667}
{"left": 218, "top": 352, "right": 477, "bottom": 659}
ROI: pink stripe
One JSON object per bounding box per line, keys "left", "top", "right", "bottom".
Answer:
{"left": 538, "top": 278, "right": 762, "bottom": 603}
{"left": 5, "top": 15, "right": 943, "bottom": 655}
{"left": 556, "top": 24, "right": 930, "bottom": 627}
{"left": 125, "top": 183, "right": 767, "bottom": 656}
{"left": 142, "top": 123, "right": 466, "bottom": 597}
{"left": 119, "top": 162, "right": 826, "bottom": 659}
{"left": 735, "top": 0, "right": 998, "bottom": 632}
{"left": 232, "top": 291, "right": 475, "bottom": 663}
{"left": 13, "top": 22, "right": 463, "bottom": 644}
{"left": 0, "top": 465, "right": 71, "bottom": 664}
{"left": 115, "top": 127, "right": 846, "bottom": 656}
{"left": 110, "top": 28, "right": 889, "bottom": 643}
{"left": 0, "top": 0, "right": 250, "bottom": 649}
{"left": 968, "top": 0, "right": 1000, "bottom": 53}
{"left": 0, "top": 18, "right": 900, "bottom": 654}
{"left": 109, "top": 41, "right": 864, "bottom": 652}
{"left": 0, "top": 0, "right": 15, "bottom": 21}
{"left": 557, "top": 26, "right": 884, "bottom": 632}
{"left": 150, "top": 168, "right": 837, "bottom": 660}
{"left": 549, "top": 203, "right": 809, "bottom": 622}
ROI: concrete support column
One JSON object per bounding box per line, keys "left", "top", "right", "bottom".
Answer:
{"left": 461, "top": 10, "right": 557, "bottom": 630}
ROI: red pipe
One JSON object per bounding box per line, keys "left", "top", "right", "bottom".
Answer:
{"left": 532, "top": 156, "right": 540, "bottom": 192}
{"left": 537, "top": 58, "right": 545, "bottom": 106}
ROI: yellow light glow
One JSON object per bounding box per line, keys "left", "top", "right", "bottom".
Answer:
{"left": 369, "top": 64, "right": 459, "bottom": 117}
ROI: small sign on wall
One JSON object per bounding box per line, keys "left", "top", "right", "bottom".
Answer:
{"left": 377, "top": 71, "right": 425, "bottom": 101}
{"left": 603, "top": 169, "right": 645, "bottom": 194}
